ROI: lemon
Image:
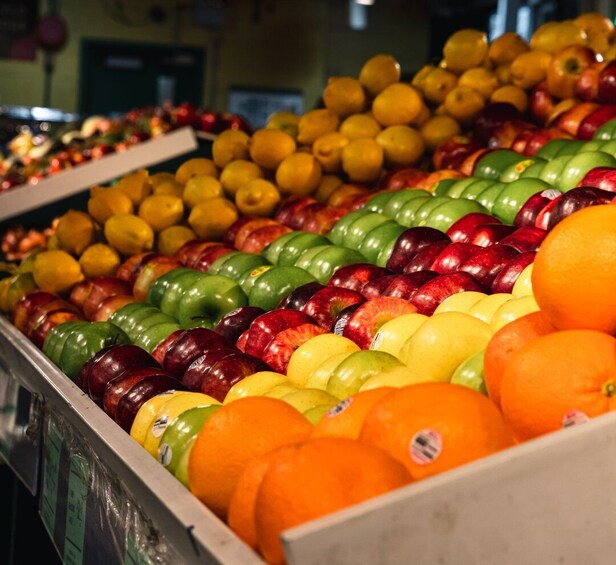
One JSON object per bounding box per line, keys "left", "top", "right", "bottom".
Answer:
{"left": 153, "top": 180, "right": 184, "bottom": 198}
{"left": 488, "top": 31, "right": 529, "bottom": 66}
{"left": 323, "top": 76, "right": 367, "bottom": 118}
{"left": 341, "top": 138, "right": 384, "bottom": 184}
{"left": 444, "top": 86, "right": 486, "bottom": 127}
{"left": 314, "top": 174, "right": 344, "bottom": 203}
{"left": 104, "top": 214, "right": 155, "bottom": 256}
{"left": 458, "top": 67, "right": 499, "bottom": 99}
{"left": 188, "top": 197, "right": 238, "bottom": 240}
{"left": 411, "top": 102, "right": 432, "bottom": 128}
{"left": 376, "top": 125, "right": 425, "bottom": 168}
{"left": 212, "top": 129, "right": 250, "bottom": 168}
{"left": 266, "top": 111, "right": 300, "bottom": 138}
{"left": 175, "top": 158, "right": 218, "bottom": 184}
{"left": 297, "top": 109, "right": 340, "bottom": 146}
{"left": 235, "top": 179, "right": 281, "bottom": 216}
{"left": 312, "top": 132, "right": 349, "bottom": 173}
{"left": 33, "top": 250, "right": 84, "bottom": 295}
{"left": 115, "top": 168, "right": 152, "bottom": 205}
{"left": 219, "top": 159, "right": 264, "bottom": 196}
{"left": 490, "top": 85, "right": 528, "bottom": 113}
{"left": 248, "top": 128, "right": 296, "bottom": 170}
{"left": 157, "top": 225, "right": 197, "bottom": 256}
{"left": 88, "top": 187, "right": 133, "bottom": 225}
{"left": 443, "top": 29, "right": 489, "bottom": 73}
{"left": 149, "top": 172, "right": 176, "bottom": 187}
{"left": 275, "top": 153, "right": 322, "bottom": 196}
{"left": 339, "top": 113, "right": 382, "bottom": 140}
{"left": 359, "top": 54, "right": 401, "bottom": 98}
{"left": 138, "top": 194, "right": 185, "bottom": 233}
{"left": 79, "top": 243, "right": 121, "bottom": 278}
{"left": 372, "top": 83, "right": 423, "bottom": 127}
{"left": 422, "top": 67, "right": 458, "bottom": 105}
{"left": 182, "top": 175, "right": 224, "bottom": 208}
{"left": 55, "top": 209, "right": 97, "bottom": 256}
{"left": 419, "top": 115, "right": 462, "bottom": 151}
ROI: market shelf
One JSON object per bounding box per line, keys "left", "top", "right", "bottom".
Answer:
{"left": 0, "top": 127, "right": 198, "bottom": 223}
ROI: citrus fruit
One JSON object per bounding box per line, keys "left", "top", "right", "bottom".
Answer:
{"left": 444, "top": 85, "right": 485, "bottom": 126}
{"left": 458, "top": 67, "right": 499, "bottom": 99}
{"left": 359, "top": 53, "right": 401, "bottom": 98}
{"left": 175, "top": 158, "right": 218, "bottom": 184}
{"left": 376, "top": 125, "right": 425, "bottom": 168}
{"left": 422, "top": 67, "right": 458, "bottom": 105}
{"left": 254, "top": 437, "right": 411, "bottom": 564}
{"left": 530, "top": 21, "right": 588, "bottom": 53}
{"left": 501, "top": 330, "right": 616, "bottom": 441}
{"left": 149, "top": 172, "right": 176, "bottom": 187}
{"left": 532, "top": 205, "right": 616, "bottom": 334}
{"left": 341, "top": 138, "right": 384, "bottom": 183}
{"left": 510, "top": 50, "right": 553, "bottom": 90}
{"left": 115, "top": 168, "right": 153, "bottom": 205}
{"left": 443, "top": 29, "right": 488, "bottom": 73}
{"left": 248, "top": 128, "right": 297, "bottom": 170}
{"left": 32, "top": 249, "right": 84, "bottom": 295}
{"left": 235, "top": 179, "right": 281, "bottom": 216}
{"left": 182, "top": 175, "right": 224, "bottom": 208}
{"left": 372, "top": 83, "right": 423, "bottom": 126}
{"left": 88, "top": 187, "right": 133, "bottom": 225}
{"left": 157, "top": 225, "right": 197, "bottom": 256}
{"left": 338, "top": 113, "right": 382, "bottom": 140}
{"left": 419, "top": 115, "right": 462, "bottom": 151}
{"left": 54, "top": 209, "right": 97, "bottom": 255}
{"left": 104, "top": 214, "right": 154, "bottom": 256}
{"left": 275, "top": 153, "right": 322, "bottom": 196}
{"left": 314, "top": 174, "right": 344, "bottom": 203}
{"left": 219, "top": 159, "right": 264, "bottom": 196}
{"left": 323, "top": 76, "right": 367, "bottom": 118}
{"left": 78, "top": 243, "right": 121, "bottom": 278}
{"left": 488, "top": 31, "right": 529, "bottom": 66}
{"left": 490, "top": 85, "right": 528, "bottom": 113}
{"left": 188, "top": 197, "right": 238, "bottom": 240}
{"left": 359, "top": 382, "right": 514, "bottom": 480}
{"left": 138, "top": 194, "right": 184, "bottom": 233}
{"left": 265, "top": 110, "right": 300, "bottom": 138}
{"left": 212, "top": 129, "right": 251, "bottom": 168}
{"left": 187, "top": 396, "right": 312, "bottom": 519}
{"left": 483, "top": 311, "right": 557, "bottom": 408}
{"left": 312, "top": 132, "right": 349, "bottom": 173}
{"left": 152, "top": 180, "right": 184, "bottom": 198}
{"left": 297, "top": 109, "right": 341, "bottom": 147}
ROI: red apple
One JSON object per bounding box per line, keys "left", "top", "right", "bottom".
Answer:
{"left": 327, "top": 263, "right": 392, "bottom": 293}
{"left": 468, "top": 223, "right": 517, "bottom": 247}
{"left": 577, "top": 166, "right": 616, "bottom": 192}
{"left": 30, "top": 309, "right": 84, "bottom": 349}
{"left": 410, "top": 272, "right": 486, "bottom": 315}
{"left": 431, "top": 136, "right": 482, "bottom": 170}
{"left": 213, "top": 306, "right": 266, "bottom": 344}
{"left": 511, "top": 129, "right": 537, "bottom": 156}
{"left": 277, "top": 282, "right": 325, "bottom": 310}
{"left": 497, "top": 227, "right": 546, "bottom": 252}
{"left": 234, "top": 218, "right": 281, "bottom": 250}
{"left": 331, "top": 303, "right": 363, "bottom": 335}
{"left": 236, "top": 329, "right": 249, "bottom": 352}
{"left": 197, "top": 109, "right": 224, "bottom": 133}
{"left": 514, "top": 189, "right": 562, "bottom": 228}
{"left": 543, "top": 186, "right": 615, "bottom": 230}
{"left": 529, "top": 81, "right": 556, "bottom": 126}
{"left": 457, "top": 244, "right": 520, "bottom": 288}
{"left": 576, "top": 60, "right": 608, "bottom": 101}
{"left": 90, "top": 294, "right": 136, "bottom": 322}
{"left": 193, "top": 245, "right": 236, "bottom": 273}
{"left": 244, "top": 309, "right": 316, "bottom": 359}
{"left": 488, "top": 120, "right": 536, "bottom": 150}
{"left": 69, "top": 279, "right": 95, "bottom": 311}
{"left": 546, "top": 45, "right": 597, "bottom": 100}
{"left": 473, "top": 102, "right": 524, "bottom": 146}
{"left": 162, "top": 327, "right": 231, "bottom": 377}
{"left": 386, "top": 227, "right": 451, "bottom": 273}
{"left": 274, "top": 196, "right": 317, "bottom": 227}
{"left": 302, "top": 206, "right": 347, "bottom": 234}
{"left": 577, "top": 105, "right": 616, "bottom": 140}
{"left": 289, "top": 203, "right": 327, "bottom": 231}
{"left": 81, "top": 276, "right": 134, "bottom": 319}
{"left": 554, "top": 101, "right": 600, "bottom": 137}
{"left": 458, "top": 148, "right": 493, "bottom": 177}
{"left": 382, "top": 271, "right": 439, "bottom": 300}
{"left": 120, "top": 252, "right": 161, "bottom": 285}
{"left": 151, "top": 329, "right": 185, "bottom": 364}
{"left": 597, "top": 60, "right": 616, "bottom": 105}
{"left": 180, "top": 347, "right": 239, "bottom": 391}
{"left": 174, "top": 240, "right": 220, "bottom": 268}
{"left": 403, "top": 240, "right": 451, "bottom": 273}
{"left": 25, "top": 299, "right": 79, "bottom": 339}
{"left": 523, "top": 128, "right": 572, "bottom": 157}
{"left": 446, "top": 213, "right": 501, "bottom": 243}
{"left": 261, "top": 323, "right": 328, "bottom": 373}
{"left": 223, "top": 216, "right": 258, "bottom": 247}
{"left": 301, "top": 286, "right": 365, "bottom": 329}
{"left": 378, "top": 167, "right": 430, "bottom": 190}
{"left": 133, "top": 258, "right": 181, "bottom": 303}
{"left": 13, "top": 290, "right": 58, "bottom": 333}
{"left": 430, "top": 242, "right": 480, "bottom": 274}
{"left": 490, "top": 251, "right": 536, "bottom": 294}
{"left": 240, "top": 224, "right": 293, "bottom": 254}
{"left": 342, "top": 297, "right": 418, "bottom": 349}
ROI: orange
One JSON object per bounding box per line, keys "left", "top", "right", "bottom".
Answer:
{"left": 227, "top": 444, "right": 297, "bottom": 549}
{"left": 212, "top": 129, "right": 250, "bottom": 168}
{"left": 488, "top": 31, "right": 529, "bottom": 66}
{"left": 359, "top": 383, "right": 514, "bottom": 481}
{"left": 359, "top": 54, "right": 401, "bottom": 98}
{"left": 311, "top": 387, "right": 395, "bottom": 440}
{"left": 500, "top": 330, "right": 616, "bottom": 442}
{"left": 483, "top": 311, "right": 557, "bottom": 408}
{"left": 254, "top": 437, "right": 411, "bottom": 565}
{"left": 532, "top": 205, "right": 616, "bottom": 334}
{"left": 323, "top": 77, "right": 367, "bottom": 118}
{"left": 371, "top": 83, "right": 423, "bottom": 127}
{"left": 443, "top": 29, "right": 488, "bottom": 73}
{"left": 175, "top": 158, "right": 218, "bottom": 184}
{"left": 187, "top": 397, "right": 312, "bottom": 519}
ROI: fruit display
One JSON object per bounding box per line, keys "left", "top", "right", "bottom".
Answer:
{"left": 2, "top": 10, "right": 616, "bottom": 565}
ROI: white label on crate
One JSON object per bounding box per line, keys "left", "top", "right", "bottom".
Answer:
{"left": 410, "top": 429, "right": 442, "bottom": 465}
{"left": 562, "top": 410, "right": 590, "bottom": 428}
{"left": 159, "top": 443, "right": 172, "bottom": 466}
{"left": 152, "top": 415, "right": 169, "bottom": 437}
{"left": 326, "top": 398, "right": 353, "bottom": 418}
{"left": 370, "top": 331, "right": 384, "bottom": 350}
{"left": 188, "top": 354, "right": 206, "bottom": 371}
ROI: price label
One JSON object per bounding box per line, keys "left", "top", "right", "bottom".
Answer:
{"left": 40, "top": 420, "right": 63, "bottom": 537}
{"left": 63, "top": 454, "right": 91, "bottom": 565}
{"left": 124, "top": 533, "right": 152, "bottom": 565}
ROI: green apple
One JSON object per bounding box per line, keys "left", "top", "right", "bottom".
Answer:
{"left": 364, "top": 191, "right": 397, "bottom": 213}
{"left": 303, "top": 246, "right": 367, "bottom": 284}
{"left": 458, "top": 179, "right": 495, "bottom": 200}
{"left": 423, "top": 199, "right": 489, "bottom": 232}
{"left": 499, "top": 157, "right": 544, "bottom": 183}
{"left": 557, "top": 151, "right": 616, "bottom": 192}
{"left": 491, "top": 178, "right": 552, "bottom": 224}
{"left": 326, "top": 209, "right": 369, "bottom": 245}
{"left": 249, "top": 266, "right": 317, "bottom": 310}
{"left": 375, "top": 237, "right": 398, "bottom": 268}
{"left": 158, "top": 405, "right": 221, "bottom": 474}
{"left": 382, "top": 188, "right": 432, "bottom": 218}
{"left": 174, "top": 436, "right": 196, "bottom": 488}
{"left": 476, "top": 183, "right": 505, "bottom": 212}
{"left": 147, "top": 267, "right": 194, "bottom": 308}
{"left": 303, "top": 404, "right": 332, "bottom": 425}
{"left": 394, "top": 194, "right": 433, "bottom": 226}
{"left": 134, "top": 321, "right": 182, "bottom": 353}
{"left": 537, "top": 154, "right": 571, "bottom": 186}
{"left": 277, "top": 233, "right": 331, "bottom": 266}
{"left": 450, "top": 349, "right": 487, "bottom": 394}
{"left": 128, "top": 311, "right": 177, "bottom": 342}
{"left": 111, "top": 303, "right": 161, "bottom": 335}
{"left": 215, "top": 252, "right": 271, "bottom": 280}
{"left": 553, "top": 139, "right": 586, "bottom": 158}
{"left": 207, "top": 251, "right": 241, "bottom": 275}
{"left": 326, "top": 350, "right": 403, "bottom": 399}
{"left": 518, "top": 160, "right": 547, "bottom": 179}
{"left": 239, "top": 264, "right": 273, "bottom": 296}
{"left": 535, "top": 138, "right": 572, "bottom": 160}
{"left": 342, "top": 212, "right": 390, "bottom": 250}
{"left": 593, "top": 118, "right": 616, "bottom": 141}
{"left": 433, "top": 178, "right": 464, "bottom": 197}
{"left": 294, "top": 244, "right": 335, "bottom": 271}
{"left": 262, "top": 231, "right": 302, "bottom": 264}
{"left": 578, "top": 140, "right": 606, "bottom": 153}
{"left": 600, "top": 140, "right": 616, "bottom": 157}
{"left": 474, "top": 150, "right": 526, "bottom": 180}
{"left": 413, "top": 196, "right": 453, "bottom": 227}
{"left": 177, "top": 274, "right": 247, "bottom": 329}
{"left": 358, "top": 221, "right": 406, "bottom": 263}
{"left": 305, "top": 351, "right": 355, "bottom": 390}
{"left": 159, "top": 270, "right": 204, "bottom": 319}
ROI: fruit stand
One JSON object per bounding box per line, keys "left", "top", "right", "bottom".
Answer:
{"left": 1, "top": 10, "right": 616, "bottom": 565}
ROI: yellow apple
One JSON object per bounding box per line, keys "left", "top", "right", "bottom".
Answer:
{"left": 223, "top": 371, "right": 287, "bottom": 404}
{"left": 399, "top": 311, "right": 493, "bottom": 383}
{"left": 512, "top": 263, "right": 534, "bottom": 297}
{"left": 359, "top": 365, "right": 424, "bottom": 391}
{"left": 433, "top": 291, "right": 488, "bottom": 315}
{"left": 304, "top": 351, "right": 354, "bottom": 392}
{"left": 286, "top": 333, "right": 360, "bottom": 387}
{"left": 279, "top": 388, "right": 340, "bottom": 414}
{"left": 490, "top": 295, "right": 540, "bottom": 332}
{"left": 130, "top": 390, "right": 188, "bottom": 446}
{"left": 466, "top": 293, "right": 513, "bottom": 323}
{"left": 263, "top": 384, "right": 301, "bottom": 399}
{"left": 369, "top": 312, "right": 429, "bottom": 359}
{"left": 303, "top": 404, "right": 332, "bottom": 425}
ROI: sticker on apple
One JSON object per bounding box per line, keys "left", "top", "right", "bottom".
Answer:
{"left": 333, "top": 317, "right": 349, "bottom": 336}
{"left": 410, "top": 429, "right": 442, "bottom": 465}
{"left": 188, "top": 354, "right": 206, "bottom": 371}
{"left": 562, "top": 410, "right": 589, "bottom": 428}
{"left": 370, "top": 331, "right": 384, "bottom": 350}
{"left": 326, "top": 398, "right": 353, "bottom": 418}
{"left": 159, "top": 444, "right": 172, "bottom": 466}
{"left": 152, "top": 415, "right": 169, "bottom": 437}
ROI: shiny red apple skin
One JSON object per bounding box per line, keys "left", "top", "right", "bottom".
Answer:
{"left": 181, "top": 347, "right": 239, "bottom": 391}
{"left": 81, "top": 276, "right": 133, "bottom": 319}
{"left": 327, "top": 263, "right": 392, "bottom": 293}
{"left": 223, "top": 216, "right": 258, "bottom": 247}
{"left": 490, "top": 251, "right": 536, "bottom": 294}
{"left": 87, "top": 344, "right": 162, "bottom": 406}
{"left": 576, "top": 60, "right": 608, "bottom": 101}
{"left": 498, "top": 227, "right": 547, "bottom": 253}
{"left": 261, "top": 323, "right": 328, "bottom": 373}
{"left": 511, "top": 129, "right": 537, "bottom": 156}
{"left": 162, "top": 327, "right": 230, "bottom": 377}
{"left": 277, "top": 282, "right": 325, "bottom": 311}
{"left": 69, "top": 279, "right": 95, "bottom": 311}
{"left": 13, "top": 290, "right": 58, "bottom": 333}
{"left": 473, "top": 102, "right": 524, "bottom": 146}
{"left": 30, "top": 309, "right": 84, "bottom": 350}
{"left": 446, "top": 213, "right": 501, "bottom": 243}
{"left": 431, "top": 136, "right": 482, "bottom": 170}
{"left": 457, "top": 244, "right": 520, "bottom": 288}
{"left": 597, "top": 60, "right": 616, "bottom": 105}
{"left": 25, "top": 299, "right": 79, "bottom": 339}
{"left": 577, "top": 167, "right": 616, "bottom": 193}
{"left": 116, "top": 252, "right": 157, "bottom": 282}
{"left": 331, "top": 303, "right": 363, "bottom": 335}
{"left": 175, "top": 241, "right": 219, "bottom": 268}
{"left": 302, "top": 206, "right": 347, "bottom": 234}
{"left": 342, "top": 297, "right": 418, "bottom": 349}
{"left": 524, "top": 128, "right": 572, "bottom": 157}
{"left": 193, "top": 245, "right": 236, "bottom": 273}
{"left": 487, "top": 120, "right": 536, "bottom": 150}
{"left": 382, "top": 271, "right": 439, "bottom": 300}
{"left": 240, "top": 224, "right": 293, "bottom": 254}
{"left": 544, "top": 186, "right": 615, "bottom": 231}
{"left": 403, "top": 240, "right": 451, "bottom": 273}
{"left": 360, "top": 275, "right": 400, "bottom": 300}
{"left": 301, "top": 286, "right": 365, "bottom": 329}
{"left": 274, "top": 196, "right": 318, "bottom": 227}
{"left": 577, "top": 105, "right": 616, "bottom": 140}
{"left": 151, "top": 329, "right": 185, "bottom": 364}
{"left": 214, "top": 306, "right": 266, "bottom": 344}
{"left": 467, "top": 223, "right": 517, "bottom": 247}
{"left": 554, "top": 101, "right": 600, "bottom": 138}
{"left": 410, "top": 272, "right": 486, "bottom": 315}
{"left": 386, "top": 227, "right": 451, "bottom": 273}
{"left": 529, "top": 82, "right": 556, "bottom": 126}
{"left": 378, "top": 167, "right": 429, "bottom": 190}
{"left": 115, "top": 374, "right": 185, "bottom": 432}
{"left": 126, "top": 253, "right": 165, "bottom": 286}
{"left": 514, "top": 190, "right": 562, "bottom": 228}
{"left": 430, "top": 242, "right": 480, "bottom": 274}
{"left": 244, "top": 309, "right": 316, "bottom": 359}
{"left": 288, "top": 203, "right": 327, "bottom": 231}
